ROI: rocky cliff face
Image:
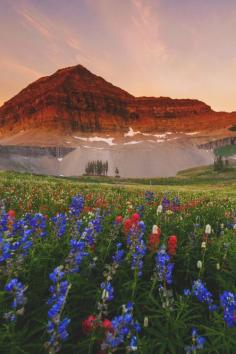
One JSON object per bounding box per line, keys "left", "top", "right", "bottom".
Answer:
{"left": 0, "top": 64, "right": 235, "bottom": 134}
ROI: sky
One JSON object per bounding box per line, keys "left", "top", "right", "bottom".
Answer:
{"left": 0, "top": 0, "right": 236, "bottom": 112}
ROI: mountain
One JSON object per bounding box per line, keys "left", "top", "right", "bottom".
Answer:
{"left": 0, "top": 64, "right": 236, "bottom": 134}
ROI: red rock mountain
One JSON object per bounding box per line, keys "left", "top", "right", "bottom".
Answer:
{"left": 0, "top": 64, "right": 236, "bottom": 134}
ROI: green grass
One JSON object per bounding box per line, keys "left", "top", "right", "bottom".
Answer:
{"left": 214, "top": 145, "right": 236, "bottom": 157}
{"left": 0, "top": 165, "right": 236, "bottom": 195}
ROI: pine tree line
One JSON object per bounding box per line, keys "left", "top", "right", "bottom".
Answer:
{"left": 85, "top": 160, "right": 108, "bottom": 176}
{"left": 213, "top": 155, "right": 229, "bottom": 171}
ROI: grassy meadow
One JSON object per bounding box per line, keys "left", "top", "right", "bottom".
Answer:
{"left": 0, "top": 169, "right": 235, "bottom": 353}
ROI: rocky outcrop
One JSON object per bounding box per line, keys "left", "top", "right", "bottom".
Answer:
{"left": 0, "top": 64, "right": 236, "bottom": 134}
{"left": 198, "top": 137, "right": 236, "bottom": 150}
{"left": 0, "top": 145, "right": 74, "bottom": 157}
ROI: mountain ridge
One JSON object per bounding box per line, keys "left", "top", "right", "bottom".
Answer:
{"left": 0, "top": 64, "right": 236, "bottom": 134}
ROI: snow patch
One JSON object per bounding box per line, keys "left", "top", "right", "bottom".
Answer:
{"left": 154, "top": 134, "right": 167, "bottom": 138}
{"left": 73, "top": 136, "right": 116, "bottom": 145}
{"left": 124, "top": 127, "right": 175, "bottom": 139}
{"left": 124, "top": 141, "right": 142, "bottom": 145}
{"left": 124, "top": 127, "right": 153, "bottom": 137}
{"left": 82, "top": 145, "right": 105, "bottom": 150}
{"left": 166, "top": 137, "right": 179, "bottom": 141}
{"left": 185, "top": 132, "right": 199, "bottom": 136}
{"left": 124, "top": 127, "right": 140, "bottom": 137}
{"left": 74, "top": 136, "right": 87, "bottom": 141}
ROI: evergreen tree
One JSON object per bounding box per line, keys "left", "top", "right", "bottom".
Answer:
{"left": 115, "top": 167, "right": 120, "bottom": 178}
{"left": 84, "top": 160, "right": 109, "bottom": 176}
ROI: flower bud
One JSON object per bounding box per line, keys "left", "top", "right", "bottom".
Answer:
{"left": 152, "top": 225, "right": 159, "bottom": 234}
{"left": 201, "top": 241, "right": 206, "bottom": 249}
{"left": 205, "top": 224, "right": 211, "bottom": 234}
{"left": 216, "top": 263, "right": 220, "bottom": 270}
{"left": 197, "top": 260, "right": 202, "bottom": 269}
{"left": 143, "top": 316, "right": 149, "bottom": 327}
{"left": 102, "top": 289, "right": 109, "bottom": 300}
{"left": 157, "top": 205, "right": 163, "bottom": 215}
{"left": 166, "top": 210, "right": 173, "bottom": 215}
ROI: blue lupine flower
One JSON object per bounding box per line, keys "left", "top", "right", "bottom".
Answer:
{"left": 112, "top": 243, "right": 125, "bottom": 265}
{"left": 58, "top": 317, "right": 70, "bottom": 341}
{"left": 46, "top": 266, "right": 71, "bottom": 353}
{"left": 30, "top": 213, "right": 47, "bottom": 238}
{"left": 127, "top": 221, "right": 146, "bottom": 277}
{"left": 49, "top": 266, "right": 65, "bottom": 283}
{"left": 136, "top": 204, "right": 145, "bottom": 218}
{"left": 220, "top": 291, "right": 236, "bottom": 327}
{"left": 0, "top": 217, "right": 33, "bottom": 265}
{"left": 67, "top": 239, "right": 89, "bottom": 273}
{"left": 128, "top": 221, "right": 146, "bottom": 277}
{"left": 144, "top": 191, "right": 154, "bottom": 203}
{"left": 91, "top": 209, "right": 102, "bottom": 233}
{"left": 172, "top": 196, "right": 181, "bottom": 211}
{"left": 51, "top": 213, "right": 67, "bottom": 238}
{"left": 129, "top": 335, "right": 138, "bottom": 351}
{"left": 101, "top": 281, "right": 114, "bottom": 301}
{"left": 185, "top": 328, "right": 206, "bottom": 353}
{"left": 0, "top": 210, "right": 8, "bottom": 236}
{"left": 183, "top": 289, "right": 191, "bottom": 296}
{"left": 69, "top": 194, "right": 84, "bottom": 217}
{"left": 101, "top": 303, "right": 141, "bottom": 352}
{"left": 4, "top": 278, "right": 27, "bottom": 322}
{"left": 162, "top": 196, "right": 170, "bottom": 211}
{"left": 0, "top": 240, "right": 11, "bottom": 262}
{"left": 192, "top": 280, "right": 217, "bottom": 312}
{"left": 155, "top": 249, "right": 174, "bottom": 285}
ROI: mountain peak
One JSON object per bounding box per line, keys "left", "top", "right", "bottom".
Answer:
{"left": 0, "top": 64, "right": 235, "bottom": 135}
{"left": 54, "top": 64, "right": 94, "bottom": 76}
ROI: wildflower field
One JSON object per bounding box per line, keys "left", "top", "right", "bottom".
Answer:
{"left": 0, "top": 172, "right": 236, "bottom": 354}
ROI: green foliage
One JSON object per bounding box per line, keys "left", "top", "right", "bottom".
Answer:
{"left": 215, "top": 145, "right": 236, "bottom": 158}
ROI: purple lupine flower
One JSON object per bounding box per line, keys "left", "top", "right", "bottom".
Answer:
{"left": 185, "top": 328, "right": 206, "bottom": 353}
{"left": 45, "top": 266, "right": 71, "bottom": 353}
{"left": 4, "top": 278, "right": 27, "bottom": 322}
{"left": 220, "top": 291, "right": 236, "bottom": 327}
{"left": 51, "top": 213, "right": 67, "bottom": 238}
{"left": 155, "top": 249, "right": 174, "bottom": 285}
{"left": 69, "top": 194, "right": 84, "bottom": 217}
{"left": 127, "top": 220, "right": 146, "bottom": 277}
{"left": 101, "top": 303, "right": 141, "bottom": 352}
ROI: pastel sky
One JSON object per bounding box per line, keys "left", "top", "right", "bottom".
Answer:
{"left": 0, "top": 0, "right": 236, "bottom": 111}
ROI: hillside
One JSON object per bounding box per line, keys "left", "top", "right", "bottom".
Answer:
{"left": 0, "top": 64, "right": 236, "bottom": 135}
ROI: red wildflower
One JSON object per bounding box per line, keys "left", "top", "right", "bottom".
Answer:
{"left": 8, "top": 210, "right": 15, "bottom": 218}
{"left": 148, "top": 233, "right": 161, "bottom": 252}
{"left": 102, "top": 319, "right": 113, "bottom": 332}
{"left": 167, "top": 235, "right": 177, "bottom": 256}
{"left": 115, "top": 215, "right": 123, "bottom": 224}
{"left": 82, "top": 315, "right": 97, "bottom": 333}
{"left": 131, "top": 213, "right": 140, "bottom": 222}
{"left": 84, "top": 206, "right": 93, "bottom": 213}
{"left": 124, "top": 218, "right": 132, "bottom": 233}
